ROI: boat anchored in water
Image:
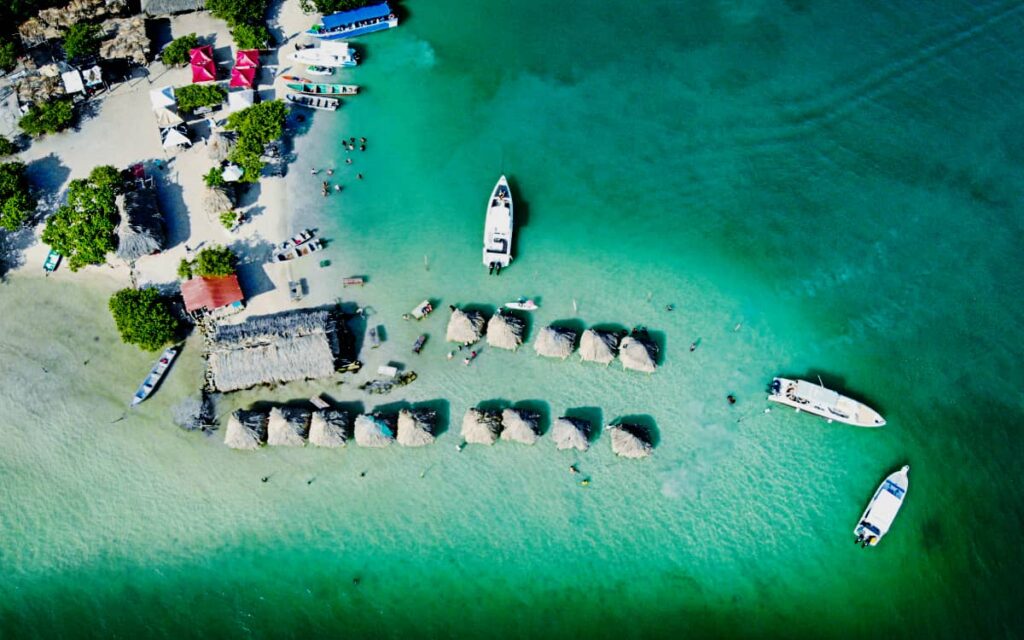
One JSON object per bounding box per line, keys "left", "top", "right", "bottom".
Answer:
{"left": 854, "top": 465, "right": 910, "bottom": 547}
{"left": 288, "top": 41, "right": 359, "bottom": 68}
{"left": 483, "top": 175, "right": 513, "bottom": 274}
{"left": 131, "top": 346, "right": 178, "bottom": 407}
{"left": 284, "top": 79, "right": 359, "bottom": 95}
{"left": 286, "top": 93, "right": 340, "bottom": 111}
{"left": 504, "top": 297, "right": 537, "bottom": 311}
{"left": 768, "top": 377, "right": 885, "bottom": 427}
{"left": 306, "top": 1, "right": 399, "bottom": 40}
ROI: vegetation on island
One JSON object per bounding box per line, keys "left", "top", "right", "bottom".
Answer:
{"left": 205, "top": 0, "right": 273, "bottom": 50}
{"left": 219, "top": 211, "right": 238, "bottom": 230}
{"left": 41, "top": 165, "right": 124, "bottom": 271}
{"left": 0, "top": 135, "right": 17, "bottom": 157}
{"left": 62, "top": 23, "right": 102, "bottom": 61}
{"left": 231, "top": 23, "right": 270, "bottom": 50}
{"left": 109, "top": 287, "right": 180, "bottom": 352}
{"left": 19, "top": 99, "right": 74, "bottom": 137}
{"left": 203, "top": 166, "right": 226, "bottom": 188}
{"left": 0, "top": 0, "right": 61, "bottom": 26}
{"left": 224, "top": 100, "right": 288, "bottom": 183}
{"left": 0, "top": 161, "right": 37, "bottom": 231}
{"left": 175, "top": 84, "right": 226, "bottom": 113}
{"left": 300, "top": 0, "right": 379, "bottom": 13}
{"left": 160, "top": 33, "right": 199, "bottom": 67}
{"left": 194, "top": 245, "right": 237, "bottom": 277}
{"left": 0, "top": 37, "right": 18, "bottom": 72}
{"left": 177, "top": 257, "right": 193, "bottom": 280}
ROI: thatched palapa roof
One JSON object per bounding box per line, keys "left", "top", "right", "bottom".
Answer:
{"left": 619, "top": 335, "right": 657, "bottom": 373}
{"left": 500, "top": 408, "right": 540, "bottom": 445}
{"left": 208, "top": 130, "right": 236, "bottom": 162}
{"left": 461, "top": 408, "right": 502, "bottom": 445}
{"left": 446, "top": 307, "right": 485, "bottom": 344}
{"left": 115, "top": 186, "right": 165, "bottom": 262}
{"left": 552, "top": 417, "right": 590, "bottom": 452}
{"left": 224, "top": 409, "right": 267, "bottom": 450}
{"left": 534, "top": 326, "right": 577, "bottom": 359}
{"left": 99, "top": 17, "right": 150, "bottom": 65}
{"left": 609, "top": 423, "right": 653, "bottom": 459}
{"left": 206, "top": 309, "right": 343, "bottom": 392}
{"left": 579, "top": 329, "right": 619, "bottom": 365}
{"left": 203, "top": 185, "right": 234, "bottom": 218}
{"left": 397, "top": 408, "right": 436, "bottom": 447}
{"left": 354, "top": 413, "right": 395, "bottom": 447}
{"left": 309, "top": 409, "right": 349, "bottom": 447}
{"left": 267, "top": 407, "right": 310, "bottom": 446}
{"left": 142, "top": 0, "right": 206, "bottom": 16}
{"left": 487, "top": 312, "right": 525, "bottom": 351}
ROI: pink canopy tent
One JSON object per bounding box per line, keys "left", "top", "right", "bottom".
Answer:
{"left": 235, "top": 49, "right": 259, "bottom": 68}
{"left": 190, "top": 46, "right": 216, "bottom": 83}
{"left": 229, "top": 66, "right": 255, "bottom": 89}
{"left": 189, "top": 45, "right": 213, "bottom": 64}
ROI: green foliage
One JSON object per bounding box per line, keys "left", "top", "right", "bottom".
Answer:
{"left": 203, "top": 166, "right": 226, "bottom": 188}
{"left": 176, "top": 84, "right": 226, "bottom": 112}
{"left": 206, "top": 0, "right": 267, "bottom": 27}
{"left": 194, "top": 245, "right": 236, "bottom": 277}
{"left": 0, "top": 135, "right": 17, "bottom": 157}
{"left": 160, "top": 33, "right": 199, "bottom": 67}
{"left": 63, "top": 23, "right": 102, "bottom": 61}
{"left": 225, "top": 101, "right": 288, "bottom": 183}
{"left": 0, "top": 161, "right": 36, "bottom": 231}
{"left": 299, "top": 0, "right": 378, "bottom": 13}
{"left": 40, "top": 165, "right": 121, "bottom": 271}
{"left": 0, "top": 38, "right": 18, "bottom": 72}
{"left": 219, "top": 211, "right": 237, "bottom": 230}
{"left": 108, "top": 288, "right": 179, "bottom": 352}
{"left": 231, "top": 23, "right": 270, "bottom": 50}
{"left": 177, "top": 258, "right": 193, "bottom": 280}
{"left": 19, "top": 99, "right": 74, "bottom": 137}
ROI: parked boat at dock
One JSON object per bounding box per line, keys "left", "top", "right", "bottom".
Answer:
{"left": 286, "top": 93, "right": 340, "bottom": 111}
{"left": 288, "top": 41, "right": 359, "bottom": 68}
{"left": 307, "top": 1, "right": 398, "bottom": 40}
{"left": 483, "top": 175, "right": 513, "bottom": 273}
{"left": 43, "top": 248, "right": 61, "bottom": 274}
{"left": 768, "top": 377, "right": 885, "bottom": 427}
{"left": 504, "top": 297, "right": 537, "bottom": 311}
{"left": 272, "top": 238, "right": 324, "bottom": 263}
{"left": 854, "top": 465, "right": 910, "bottom": 547}
{"left": 130, "top": 346, "right": 178, "bottom": 407}
{"left": 284, "top": 79, "right": 359, "bottom": 95}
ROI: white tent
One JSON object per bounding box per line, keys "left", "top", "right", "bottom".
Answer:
{"left": 149, "top": 86, "right": 176, "bottom": 109}
{"left": 221, "top": 164, "right": 244, "bottom": 182}
{"left": 61, "top": 70, "right": 84, "bottom": 94}
{"left": 153, "top": 106, "right": 183, "bottom": 127}
{"left": 161, "top": 126, "right": 192, "bottom": 149}
{"left": 228, "top": 89, "right": 254, "bottom": 112}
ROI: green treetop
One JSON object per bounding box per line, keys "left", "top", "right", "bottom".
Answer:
{"left": 41, "top": 165, "right": 124, "bottom": 271}
{"left": 109, "top": 287, "right": 180, "bottom": 352}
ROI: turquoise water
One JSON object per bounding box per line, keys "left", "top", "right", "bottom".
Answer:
{"left": 3, "top": 0, "right": 1024, "bottom": 637}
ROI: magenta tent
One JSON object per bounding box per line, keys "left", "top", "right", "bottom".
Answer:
{"left": 229, "top": 66, "right": 255, "bottom": 89}
{"left": 190, "top": 45, "right": 216, "bottom": 83}
{"left": 235, "top": 49, "right": 259, "bottom": 68}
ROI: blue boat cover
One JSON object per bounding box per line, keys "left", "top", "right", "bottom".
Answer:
{"left": 320, "top": 2, "right": 391, "bottom": 29}
{"left": 882, "top": 479, "right": 905, "bottom": 499}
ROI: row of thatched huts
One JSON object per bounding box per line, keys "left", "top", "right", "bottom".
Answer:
{"left": 225, "top": 406, "right": 438, "bottom": 450}
{"left": 446, "top": 307, "right": 659, "bottom": 373}
{"left": 461, "top": 407, "right": 654, "bottom": 459}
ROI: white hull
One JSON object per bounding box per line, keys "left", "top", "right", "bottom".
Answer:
{"left": 288, "top": 43, "right": 357, "bottom": 68}
{"left": 482, "top": 175, "right": 513, "bottom": 269}
{"left": 854, "top": 465, "right": 910, "bottom": 546}
{"left": 131, "top": 346, "right": 178, "bottom": 407}
{"left": 768, "top": 377, "right": 885, "bottom": 427}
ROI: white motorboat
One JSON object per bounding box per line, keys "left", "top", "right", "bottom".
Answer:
{"left": 504, "top": 297, "right": 538, "bottom": 311}
{"left": 288, "top": 41, "right": 358, "bottom": 68}
{"left": 854, "top": 465, "right": 910, "bottom": 547}
{"left": 306, "top": 65, "right": 334, "bottom": 76}
{"left": 482, "top": 175, "right": 513, "bottom": 273}
{"left": 768, "top": 377, "right": 885, "bottom": 427}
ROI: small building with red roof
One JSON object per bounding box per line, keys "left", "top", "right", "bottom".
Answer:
{"left": 181, "top": 275, "right": 244, "bottom": 314}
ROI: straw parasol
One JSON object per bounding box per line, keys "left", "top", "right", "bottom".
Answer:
{"left": 224, "top": 409, "right": 267, "bottom": 450}
{"left": 608, "top": 423, "right": 653, "bottom": 459}
{"left": 619, "top": 335, "right": 657, "bottom": 373}
{"left": 446, "top": 307, "right": 486, "bottom": 343}
{"left": 461, "top": 408, "right": 502, "bottom": 445}
{"left": 579, "top": 329, "right": 619, "bottom": 365}
{"left": 267, "top": 407, "right": 310, "bottom": 446}
{"left": 487, "top": 312, "right": 525, "bottom": 351}
{"left": 552, "top": 417, "right": 590, "bottom": 452}
{"left": 500, "top": 408, "right": 541, "bottom": 445}
{"left": 397, "top": 408, "right": 436, "bottom": 447}
{"left": 309, "top": 409, "right": 349, "bottom": 447}
{"left": 207, "top": 130, "right": 236, "bottom": 162}
{"left": 354, "top": 413, "right": 395, "bottom": 447}
{"left": 203, "top": 185, "right": 234, "bottom": 218}
{"left": 534, "top": 326, "right": 577, "bottom": 359}
{"left": 115, "top": 187, "right": 165, "bottom": 262}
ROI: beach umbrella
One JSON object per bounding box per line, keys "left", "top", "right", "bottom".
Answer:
{"left": 152, "top": 106, "right": 183, "bottom": 127}
{"left": 579, "top": 329, "right": 619, "bottom": 365}
{"left": 191, "top": 59, "right": 215, "bottom": 83}
{"left": 354, "top": 413, "right": 395, "bottom": 447}
{"left": 267, "top": 407, "right": 310, "bottom": 446}
{"left": 619, "top": 335, "right": 657, "bottom": 373}
{"left": 190, "top": 45, "right": 213, "bottom": 64}
{"left": 552, "top": 417, "right": 590, "bottom": 452}
{"left": 609, "top": 423, "right": 653, "bottom": 459}
{"left": 446, "top": 307, "right": 485, "bottom": 344}
{"left": 461, "top": 408, "right": 502, "bottom": 445}
{"left": 149, "top": 85, "right": 176, "bottom": 109}
{"left": 221, "top": 164, "right": 244, "bottom": 182}
{"left": 309, "top": 409, "right": 349, "bottom": 447}
{"left": 161, "top": 126, "right": 192, "bottom": 149}
{"left": 534, "top": 326, "right": 577, "bottom": 359}
{"left": 396, "top": 408, "right": 436, "bottom": 447}
{"left": 500, "top": 408, "right": 540, "bottom": 445}
{"left": 235, "top": 49, "right": 260, "bottom": 68}
{"left": 224, "top": 410, "right": 267, "bottom": 450}
{"left": 229, "top": 66, "right": 256, "bottom": 89}
{"left": 486, "top": 312, "right": 525, "bottom": 351}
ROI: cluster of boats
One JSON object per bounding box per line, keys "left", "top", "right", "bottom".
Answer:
{"left": 271, "top": 229, "right": 323, "bottom": 263}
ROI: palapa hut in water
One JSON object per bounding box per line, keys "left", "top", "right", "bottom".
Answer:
{"left": 461, "top": 408, "right": 502, "bottom": 445}
{"left": 206, "top": 309, "right": 347, "bottom": 392}
{"left": 579, "top": 329, "right": 620, "bottom": 365}
{"left": 396, "top": 408, "right": 437, "bottom": 447}
{"left": 446, "top": 307, "right": 486, "bottom": 344}
{"left": 500, "top": 408, "right": 541, "bottom": 445}
{"left": 354, "top": 413, "right": 395, "bottom": 447}
{"left": 619, "top": 333, "right": 658, "bottom": 373}
{"left": 267, "top": 407, "right": 310, "bottom": 446}
{"left": 224, "top": 409, "right": 267, "bottom": 450}
{"left": 115, "top": 186, "right": 165, "bottom": 262}
{"left": 309, "top": 409, "right": 349, "bottom": 448}
{"left": 608, "top": 423, "right": 654, "bottom": 459}
{"left": 552, "top": 417, "right": 591, "bottom": 452}
{"left": 534, "top": 326, "right": 577, "bottom": 360}
{"left": 486, "top": 312, "right": 526, "bottom": 351}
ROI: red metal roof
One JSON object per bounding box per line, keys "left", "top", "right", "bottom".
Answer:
{"left": 235, "top": 49, "right": 260, "bottom": 68}
{"left": 181, "top": 275, "right": 243, "bottom": 312}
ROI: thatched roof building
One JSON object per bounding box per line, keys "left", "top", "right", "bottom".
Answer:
{"left": 224, "top": 409, "right": 266, "bottom": 450}
{"left": 446, "top": 307, "right": 486, "bottom": 344}
{"left": 579, "top": 329, "right": 619, "bottom": 365}
{"left": 619, "top": 335, "right": 657, "bottom": 373}
{"left": 500, "top": 408, "right": 540, "bottom": 445}
{"left": 534, "top": 326, "right": 577, "bottom": 359}
{"left": 354, "top": 413, "right": 395, "bottom": 447}
{"left": 98, "top": 17, "right": 150, "bottom": 65}
{"left": 267, "top": 407, "right": 310, "bottom": 446}
{"left": 142, "top": 0, "right": 206, "bottom": 16}
{"left": 206, "top": 309, "right": 345, "bottom": 392}
{"left": 609, "top": 423, "right": 653, "bottom": 459}
{"left": 552, "top": 417, "right": 590, "bottom": 452}
{"left": 19, "top": 0, "right": 127, "bottom": 44}
{"left": 115, "top": 186, "right": 164, "bottom": 262}
{"left": 396, "top": 408, "right": 436, "bottom": 447}
{"left": 487, "top": 312, "right": 525, "bottom": 351}
{"left": 309, "top": 409, "right": 349, "bottom": 447}
{"left": 461, "top": 408, "right": 502, "bottom": 445}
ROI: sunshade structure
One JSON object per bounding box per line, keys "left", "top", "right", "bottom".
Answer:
{"left": 229, "top": 65, "right": 255, "bottom": 89}
{"left": 396, "top": 408, "right": 436, "bottom": 447}
{"left": 161, "top": 125, "right": 192, "bottom": 149}
{"left": 461, "top": 408, "right": 502, "bottom": 445}
{"left": 61, "top": 70, "right": 84, "bottom": 94}
{"left": 534, "top": 326, "right": 577, "bottom": 359}
{"left": 190, "top": 45, "right": 215, "bottom": 83}
{"left": 224, "top": 410, "right": 267, "bottom": 450}
{"left": 267, "top": 407, "right": 310, "bottom": 446}
{"left": 552, "top": 417, "right": 590, "bottom": 452}
{"left": 609, "top": 423, "right": 653, "bottom": 459}
{"left": 619, "top": 334, "right": 657, "bottom": 373}
{"left": 221, "top": 164, "right": 244, "bottom": 182}
{"left": 181, "top": 275, "right": 243, "bottom": 314}
{"left": 486, "top": 312, "right": 525, "bottom": 351}
{"left": 227, "top": 89, "right": 254, "bottom": 112}
{"left": 115, "top": 186, "right": 165, "bottom": 262}
{"left": 500, "top": 408, "right": 541, "bottom": 445}
{"left": 309, "top": 409, "right": 349, "bottom": 447}
{"left": 235, "top": 49, "right": 259, "bottom": 68}
{"left": 149, "top": 85, "right": 176, "bottom": 109}
{"left": 153, "top": 106, "right": 183, "bottom": 127}
{"left": 202, "top": 185, "right": 234, "bottom": 217}
{"left": 354, "top": 413, "right": 395, "bottom": 447}
{"left": 446, "top": 307, "right": 485, "bottom": 344}
{"left": 142, "top": 0, "right": 206, "bottom": 17}
{"left": 579, "top": 329, "right": 620, "bottom": 365}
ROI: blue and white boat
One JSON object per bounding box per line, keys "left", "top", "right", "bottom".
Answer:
{"left": 130, "top": 346, "right": 179, "bottom": 407}
{"left": 853, "top": 465, "right": 910, "bottom": 547}
{"left": 307, "top": 2, "right": 398, "bottom": 40}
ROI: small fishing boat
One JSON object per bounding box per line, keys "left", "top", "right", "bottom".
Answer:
{"left": 288, "top": 280, "right": 303, "bottom": 301}
{"left": 130, "top": 346, "right": 178, "bottom": 407}
{"left": 368, "top": 325, "right": 381, "bottom": 348}
{"left": 412, "top": 334, "right": 427, "bottom": 354}
{"left": 483, "top": 175, "right": 514, "bottom": 273}
{"left": 307, "top": 2, "right": 398, "bottom": 40}
{"left": 504, "top": 297, "right": 538, "bottom": 311}
{"left": 277, "top": 229, "right": 315, "bottom": 252}
{"left": 285, "top": 81, "right": 359, "bottom": 96}
{"left": 854, "top": 465, "right": 910, "bottom": 547}
{"left": 272, "top": 238, "right": 324, "bottom": 263}
{"left": 43, "top": 248, "right": 61, "bottom": 274}
{"left": 343, "top": 276, "right": 365, "bottom": 287}
{"left": 306, "top": 65, "right": 334, "bottom": 76}
{"left": 403, "top": 299, "right": 434, "bottom": 320}
{"left": 286, "top": 92, "right": 340, "bottom": 111}
{"left": 288, "top": 41, "right": 359, "bottom": 68}
{"left": 768, "top": 377, "right": 885, "bottom": 427}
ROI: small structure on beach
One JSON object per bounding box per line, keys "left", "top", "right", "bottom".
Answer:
{"left": 229, "top": 65, "right": 256, "bottom": 89}
{"left": 354, "top": 413, "right": 395, "bottom": 447}
{"left": 235, "top": 49, "right": 259, "bottom": 68}
{"left": 153, "top": 106, "right": 184, "bottom": 128}
{"left": 446, "top": 307, "right": 486, "bottom": 344}
{"left": 486, "top": 312, "right": 526, "bottom": 351}
{"left": 190, "top": 46, "right": 216, "bottom": 83}
{"left": 181, "top": 275, "right": 244, "bottom": 315}
{"left": 500, "top": 408, "right": 541, "bottom": 445}
{"left": 461, "top": 408, "right": 502, "bottom": 445}
{"left": 207, "top": 130, "right": 236, "bottom": 162}
{"left": 161, "top": 125, "right": 192, "bottom": 149}
{"left": 267, "top": 407, "right": 310, "bottom": 446}
{"left": 608, "top": 423, "right": 653, "bottom": 459}
{"left": 534, "top": 326, "right": 577, "bottom": 359}
{"left": 150, "top": 86, "right": 176, "bottom": 109}
{"left": 224, "top": 409, "right": 267, "bottom": 450}
{"left": 203, "top": 185, "right": 235, "bottom": 220}
{"left": 579, "top": 329, "right": 620, "bottom": 365}
{"left": 619, "top": 333, "right": 657, "bottom": 373}
{"left": 141, "top": 0, "right": 205, "bottom": 17}
{"left": 309, "top": 409, "right": 349, "bottom": 447}
{"left": 396, "top": 408, "right": 437, "bottom": 447}
{"left": 98, "top": 16, "right": 150, "bottom": 65}
{"left": 551, "top": 417, "right": 590, "bottom": 452}
{"left": 205, "top": 309, "right": 347, "bottom": 392}
{"left": 115, "top": 186, "right": 165, "bottom": 262}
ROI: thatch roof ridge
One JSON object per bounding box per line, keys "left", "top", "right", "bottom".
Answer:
{"left": 354, "top": 413, "right": 395, "bottom": 447}
{"left": 551, "top": 417, "right": 590, "bottom": 452}
{"left": 267, "top": 407, "right": 310, "bottom": 446}
{"left": 397, "top": 408, "right": 436, "bottom": 447}
{"left": 534, "top": 326, "right": 577, "bottom": 359}
{"left": 224, "top": 409, "right": 267, "bottom": 450}
{"left": 309, "top": 409, "right": 349, "bottom": 447}
{"left": 579, "top": 329, "right": 620, "bottom": 365}
{"left": 461, "top": 408, "right": 502, "bottom": 445}
{"left": 500, "top": 408, "right": 540, "bottom": 445}
{"left": 487, "top": 312, "right": 526, "bottom": 351}
{"left": 116, "top": 186, "right": 165, "bottom": 262}
{"left": 609, "top": 423, "right": 653, "bottom": 459}
{"left": 142, "top": 0, "right": 206, "bottom": 16}
{"left": 446, "top": 307, "right": 486, "bottom": 344}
